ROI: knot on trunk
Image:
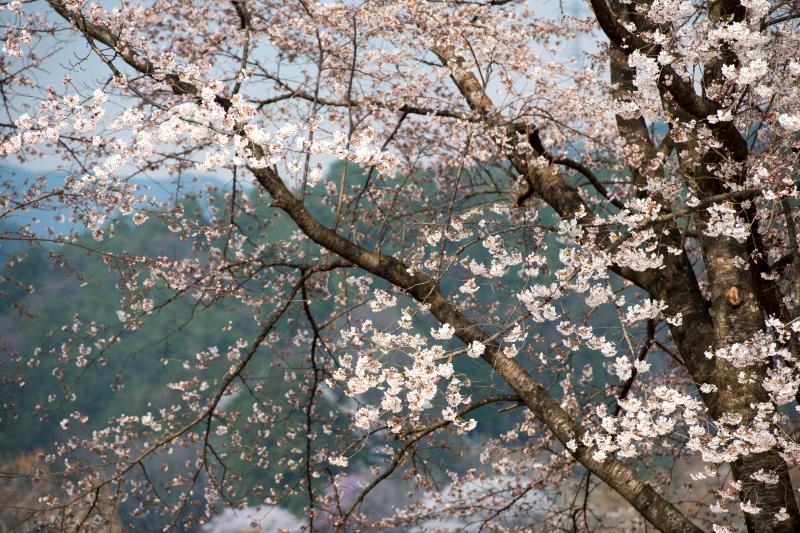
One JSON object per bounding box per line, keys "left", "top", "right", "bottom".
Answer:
{"left": 726, "top": 285, "right": 742, "bottom": 307}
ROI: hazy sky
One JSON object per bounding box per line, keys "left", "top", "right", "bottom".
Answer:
{"left": 7, "top": 0, "right": 592, "bottom": 175}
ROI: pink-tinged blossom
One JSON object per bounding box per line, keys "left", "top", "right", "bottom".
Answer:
{"left": 703, "top": 203, "right": 751, "bottom": 243}
{"left": 4, "top": 1, "right": 800, "bottom": 531}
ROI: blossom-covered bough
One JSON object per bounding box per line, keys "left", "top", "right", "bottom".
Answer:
{"left": 2, "top": 0, "right": 800, "bottom": 531}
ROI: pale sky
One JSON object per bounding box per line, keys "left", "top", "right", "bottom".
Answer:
{"left": 6, "top": 0, "right": 591, "bottom": 175}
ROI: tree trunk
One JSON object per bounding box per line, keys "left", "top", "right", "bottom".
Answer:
{"left": 700, "top": 231, "right": 800, "bottom": 532}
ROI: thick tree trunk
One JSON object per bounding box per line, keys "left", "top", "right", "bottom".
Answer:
{"left": 609, "top": 20, "right": 800, "bottom": 529}
{"left": 700, "top": 232, "right": 800, "bottom": 532}
{"left": 731, "top": 452, "right": 799, "bottom": 533}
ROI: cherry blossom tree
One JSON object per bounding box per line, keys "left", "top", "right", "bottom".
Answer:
{"left": 3, "top": 0, "right": 800, "bottom": 531}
